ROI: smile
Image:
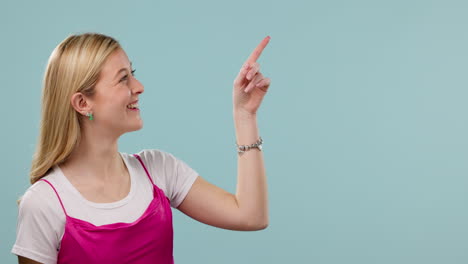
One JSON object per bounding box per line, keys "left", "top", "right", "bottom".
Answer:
{"left": 127, "top": 103, "right": 139, "bottom": 110}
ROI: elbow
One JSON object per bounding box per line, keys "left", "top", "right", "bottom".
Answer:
{"left": 245, "top": 217, "right": 269, "bottom": 231}
{"left": 252, "top": 221, "right": 269, "bottom": 231}
{"left": 257, "top": 221, "right": 269, "bottom": 230}
{"left": 239, "top": 207, "right": 269, "bottom": 231}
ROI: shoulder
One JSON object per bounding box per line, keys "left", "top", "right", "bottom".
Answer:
{"left": 18, "top": 178, "right": 64, "bottom": 220}
{"left": 129, "top": 149, "right": 199, "bottom": 208}
{"left": 133, "top": 149, "right": 181, "bottom": 169}
{"left": 136, "top": 148, "right": 177, "bottom": 161}
{"left": 18, "top": 166, "right": 66, "bottom": 222}
{"left": 13, "top": 175, "right": 64, "bottom": 264}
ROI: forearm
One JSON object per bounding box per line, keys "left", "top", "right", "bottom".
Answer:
{"left": 233, "top": 110, "right": 269, "bottom": 229}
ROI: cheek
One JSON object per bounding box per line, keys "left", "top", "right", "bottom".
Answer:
{"left": 98, "top": 87, "right": 131, "bottom": 112}
{"left": 98, "top": 98, "right": 123, "bottom": 113}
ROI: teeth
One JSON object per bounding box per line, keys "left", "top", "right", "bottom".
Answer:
{"left": 127, "top": 103, "right": 139, "bottom": 109}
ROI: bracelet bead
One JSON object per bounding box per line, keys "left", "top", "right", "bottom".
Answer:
{"left": 236, "top": 137, "right": 263, "bottom": 154}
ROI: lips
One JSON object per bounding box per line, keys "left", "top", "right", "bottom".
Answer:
{"left": 127, "top": 100, "right": 139, "bottom": 109}
{"left": 127, "top": 99, "right": 138, "bottom": 105}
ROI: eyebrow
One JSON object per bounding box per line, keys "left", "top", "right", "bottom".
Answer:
{"left": 114, "top": 61, "right": 133, "bottom": 80}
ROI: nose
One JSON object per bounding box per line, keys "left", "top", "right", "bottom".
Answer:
{"left": 131, "top": 76, "right": 144, "bottom": 95}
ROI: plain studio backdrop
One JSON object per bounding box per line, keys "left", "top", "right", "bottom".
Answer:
{"left": 2, "top": 0, "right": 468, "bottom": 263}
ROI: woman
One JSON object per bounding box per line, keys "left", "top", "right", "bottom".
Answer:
{"left": 12, "top": 32, "right": 271, "bottom": 264}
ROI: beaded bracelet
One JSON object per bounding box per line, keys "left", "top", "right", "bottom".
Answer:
{"left": 236, "top": 137, "right": 263, "bottom": 154}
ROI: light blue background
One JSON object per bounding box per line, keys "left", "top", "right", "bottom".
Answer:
{"left": 2, "top": 0, "right": 468, "bottom": 263}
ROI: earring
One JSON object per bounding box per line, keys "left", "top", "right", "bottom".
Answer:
{"left": 86, "top": 112, "right": 93, "bottom": 121}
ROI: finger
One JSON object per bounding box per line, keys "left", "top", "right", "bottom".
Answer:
{"left": 245, "top": 36, "right": 271, "bottom": 64}
{"left": 234, "top": 64, "right": 251, "bottom": 87}
{"left": 244, "top": 72, "right": 264, "bottom": 93}
{"left": 246, "top": 62, "right": 260, "bottom": 80}
{"left": 255, "top": 77, "right": 271, "bottom": 88}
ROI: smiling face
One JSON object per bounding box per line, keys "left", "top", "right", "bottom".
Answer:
{"left": 84, "top": 48, "right": 144, "bottom": 135}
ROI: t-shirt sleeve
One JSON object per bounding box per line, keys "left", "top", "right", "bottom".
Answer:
{"left": 11, "top": 181, "right": 62, "bottom": 264}
{"left": 138, "top": 149, "right": 199, "bottom": 208}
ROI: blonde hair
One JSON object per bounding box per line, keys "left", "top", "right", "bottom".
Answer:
{"left": 22, "top": 33, "right": 121, "bottom": 200}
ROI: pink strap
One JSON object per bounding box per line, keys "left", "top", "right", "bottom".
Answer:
{"left": 40, "top": 179, "right": 68, "bottom": 216}
{"left": 133, "top": 154, "right": 155, "bottom": 186}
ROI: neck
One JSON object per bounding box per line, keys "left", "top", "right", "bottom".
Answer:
{"left": 61, "top": 125, "right": 125, "bottom": 182}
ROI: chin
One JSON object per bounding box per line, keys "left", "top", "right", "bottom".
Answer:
{"left": 128, "top": 120, "right": 144, "bottom": 132}
{"left": 134, "top": 122, "right": 144, "bottom": 131}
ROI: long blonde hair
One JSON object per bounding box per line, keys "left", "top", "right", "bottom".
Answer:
{"left": 28, "top": 33, "right": 121, "bottom": 189}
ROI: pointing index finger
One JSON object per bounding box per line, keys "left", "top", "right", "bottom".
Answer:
{"left": 245, "top": 36, "right": 271, "bottom": 65}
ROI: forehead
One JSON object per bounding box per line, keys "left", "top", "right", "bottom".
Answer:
{"left": 100, "top": 48, "right": 131, "bottom": 78}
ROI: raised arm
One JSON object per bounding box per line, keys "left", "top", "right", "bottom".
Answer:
{"left": 177, "top": 36, "right": 271, "bottom": 231}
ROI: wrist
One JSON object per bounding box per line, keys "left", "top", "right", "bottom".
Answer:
{"left": 233, "top": 109, "right": 257, "bottom": 120}
{"left": 236, "top": 136, "right": 263, "bottom": 155}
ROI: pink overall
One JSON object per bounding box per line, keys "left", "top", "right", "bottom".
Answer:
{"left": 40, "top": 154, "right": 175, "bottom": 264}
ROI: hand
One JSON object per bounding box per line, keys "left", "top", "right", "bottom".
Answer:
{"left": 233, "top": 36, "right": 271, "bottom": 117}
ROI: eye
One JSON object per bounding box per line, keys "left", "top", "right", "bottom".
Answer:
{"left": 119, "top": 69, "right": 136, "bottom": 82}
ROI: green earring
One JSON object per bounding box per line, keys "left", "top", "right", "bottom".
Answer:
{"left": 86, "top": 112, "right": 93, "bottom": 120}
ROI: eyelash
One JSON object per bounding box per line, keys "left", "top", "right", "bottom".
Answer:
{"left": 120, "top": 69, "right": 136, "bottom": 82}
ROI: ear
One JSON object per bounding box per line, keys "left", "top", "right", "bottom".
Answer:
{"left": 70, "top": 92, "right": 93, "bottom": 116}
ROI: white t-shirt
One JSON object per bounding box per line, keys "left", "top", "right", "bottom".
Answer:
{"left": 11, "top": 149, "right": 199, "bottom": 264}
